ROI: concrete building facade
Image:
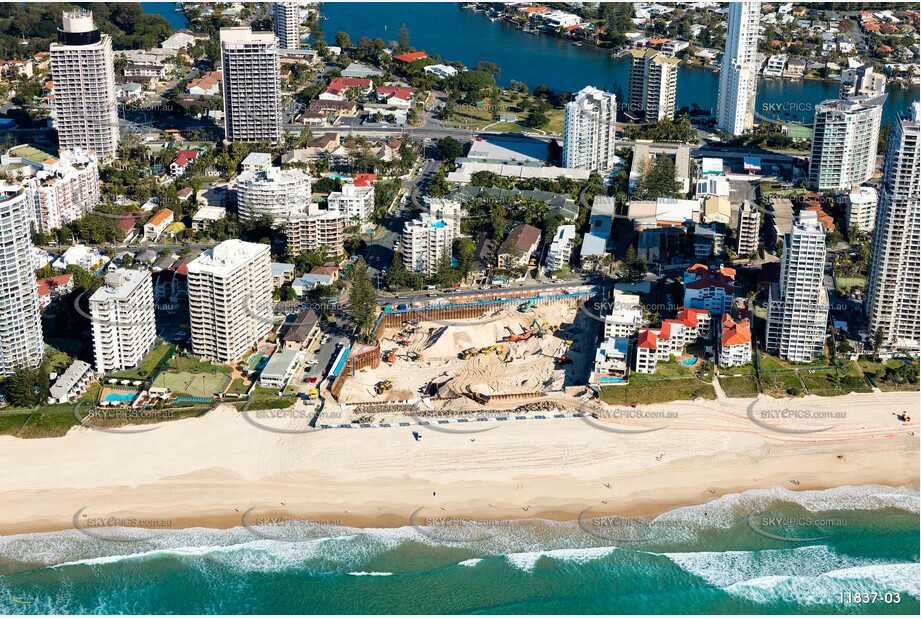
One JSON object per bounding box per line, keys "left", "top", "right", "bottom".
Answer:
{"left": 220, "top": 28, "right": 282, "bottom": 143}
{"left": 627, "top": 49, "right": 679, "bottom": 121}
{"left": 562, "top": 87, "right": 617, "bottom": 171}
{"left": 89, "top": 269, "right": 156, "bottom": 375}
{"left": 716, "top": 2, "right": 760, "bottom": 135}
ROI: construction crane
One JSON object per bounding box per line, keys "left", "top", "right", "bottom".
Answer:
{"left": 531, "top": 319, "right": 545, "bottom": 338}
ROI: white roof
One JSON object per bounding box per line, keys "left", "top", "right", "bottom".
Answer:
{"left": 187, "top": 239, "right": 269, "bottom": 276}
{"left": 90, "top": 269, "right": 148, "bottom": 302}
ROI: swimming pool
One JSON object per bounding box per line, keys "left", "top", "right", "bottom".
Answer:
{"left": 104, "top": 393, "right": 136, "bottom": 402}
{"left": 598, "top": 376, "right": 624, "bottom": 383}
{"left": 681, "top": 357, "right": 699, "bottom": 366}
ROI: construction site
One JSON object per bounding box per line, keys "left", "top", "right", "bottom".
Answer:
{"left": 335, "top": 296, "right": 598, "bottom": 408}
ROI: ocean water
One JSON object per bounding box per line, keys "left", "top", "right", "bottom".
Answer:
{"left": 0, "top": 486, "right": 918, "bottom": 614}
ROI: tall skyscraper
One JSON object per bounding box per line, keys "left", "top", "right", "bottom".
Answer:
{"left": 220, "top": 28, "right": 282, "bottom": 143}
{"left": 49, "top": 10, "right": 120, "bottom": 161}
{"left": 0, "top": 189, "right": 44, "bottom": 376}
{"left": 273, "top": 2, "right": 301, "bottom": 50}
{"left": 562, "top": 87, "right": 617, "bottom": 171}
{"left": 187, "top": 240, "right": 272, "bottom": 362}
{"left": 865, "top": 102, "right": 920, "bottom": 352}
{"left": 402, "top": 214, "right": 456, "bottom": 276}
{"left": 89, "top": 269, "right": 156, "bottom": 375}
{"left": 766, "top": 211, "right": 829, "bottom": 362}
{"left": 716, "top": 2, "right": 760, "bottom": 135}
{"left": 808, "top": 95, "right": 885, "bottom": 191}
{"left": 627, "top": 49, "right": 679, "bottom": 121}
{"left": 735, "top": 200, "right": 761, "bottom": 257}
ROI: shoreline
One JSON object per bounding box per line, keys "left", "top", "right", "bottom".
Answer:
{"left": 0, "top": 392, "right": 917, "bottom": 539}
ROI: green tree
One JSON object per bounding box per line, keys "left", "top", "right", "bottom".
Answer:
{"left": 2, "top": 364, "right": 50, "bottom": 408}
{"left": 622, "top": 245, "right": 648, "bottom": 282}
{"left": 436, "top": 136, "right": 464, "bottom": 161}
{"left": 335, "top": 31, "right": 352, "bottom": 49}
{"left": 398, "top": 23, "right": 410, "bottom": 51}
{"left": 347, "top": 258, "right": 377, "bottom": 341}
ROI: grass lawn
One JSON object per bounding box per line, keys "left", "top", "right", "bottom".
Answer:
{"left": 230, "top": 398, "right": 295, "bottom": 411}
{"left": 227, "top": 378, "right": 253, "bottom": 396}
{"left": 834, "top": 275, "right": 866, "bottom": 294}
{"left": 721, "top": 363, "right": 756, "bottom": 376}
{"left": 719, "top": 375, "right": 761, "bottom": 398}
{"left": 757, "top": 352, "right": 788, "bottom": 372}
{"left": 166, "top": 354, "right": 232, "bottom": 374}
{"left": 600, "top": 378, "right": 716, "bottom": 405}
{"left": 0, "top": 413, "right": 30, "bottom": 436}
{"left": 799, "top": 364, "right": 872, "bottom": 396}
{"left": 446, "top": 92, "right": 564, "bottom": 135}
{"left": 857, "top": 358, "right": 919, "bottom": 392}
{"left": 108, "top": 344, "right": 173, "bottom": 380}
{"left": 632, "top": 359, "right": 704, "bottom": 380}
{"left": 759, "top": 372, "right": 805, "bottom": 398}
{"left": 45, "top": 345, "right": 73, "bottom": 373}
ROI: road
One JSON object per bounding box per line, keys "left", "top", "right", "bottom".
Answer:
{"left": 377, "top": 278, "right": 594, "bottom": 306}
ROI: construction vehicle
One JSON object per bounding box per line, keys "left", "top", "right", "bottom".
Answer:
{"left": 382, "top": 349, "right": 396, "bottom": 364}
{"left": 531, "top": 319, "right": 546, "bottom": 338}
{"left": 555, "top": 339, "right": 575, "bottom": 365}
{"left": 307, "top": 388, "right": 319, "bottom": 400}
{"left": 460, "top": 345, "right": 504, "bottom": 360}
{"left": 503, "top": 325, "right": 534, "bottom": 342}
{"left": 517, "top": 298, "right": 537, "bottom": 313}
{"left": 392, "top": 334, "right": 410, "bottom": 346}
{"left": 407, "top": 351, "right": 422, "bottom": 361}
{"left": 375, "top": 380, "right": 393, "bottom": 395}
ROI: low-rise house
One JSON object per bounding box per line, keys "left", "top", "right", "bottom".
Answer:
{"left": 48, "top": 360, "right": 94, "bottom": 404}
{"left": 581, "top": 196, "right": 616, "bottom": 262}
{"left": 240, "top": 152, "right": 273, "bottom": 174}
{"left": 692, "top": 223, "right": 726, "bottom": 258}
{"left": 717, "top": 314, "right": 753, "bottom": 367}
{"left": 144, "top": 208, "right": 174, "bottom": 242}
{"left": 393, "top": 51, "right": 428, "bottom": 63}
{"left": 637, "top": 227, "right": 686, "bottom": 264}
{"left": 592, "top": 336, "right": 630, "bottom": 382}
{"left": 424, "top": 64, "right": 459, "bottom": 78}
{"left": 292, "top": 271, "right": 336, "bottom": 296}
{"left": 259, "top": 349, "right": 301, "bottom": 389}
{"left": 170, "top": 150, "right": 199, "bottom": 176}
{"left": 341, "top": 62, "right": 383, "bottom": 78}
{"left": 497, "top": 223, "right": 541, "bottom": 269}
{"left": 36, "top": 273, "right": 74, "bottom": 308}
{"left": 282, "top": 308, "right": 321, "bottom": 350}
{"left": 270, "top": 263, "right": 295, "bottom": 288}
{"left": 53, "top": 244, "right": 105, "bottom": 272}
{"left": 319, "top": 77, "right": 373, "bottom": 101}
{"left": 701, "top": 196, "right": 731, "bottom": 224}
{"left": 186, "top": 71, "right": 222, "bottom": 97}
{"left": 375, "top": 86, "right": 414, "bottom": 108}
{"left": 192, "top": 205, "right": 226, "bottom": 232}
{"left": 634, "top": 307, "right": 711, "bottom": 374}
{"left": 603, "top": 292, "right": 643, "bottom": 338}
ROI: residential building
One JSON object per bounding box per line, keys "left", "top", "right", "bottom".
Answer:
{"left": 603, "top": 293, "right": 643, "bottom": 339}
{"left": 36, "top": 274, "right": 74, "bottom": 308}
{"left": 186, "top": 71, "right": 222, "bottom": 96}
{"left": 282, "top": 308, "right": 320, "bottom": 350}
{"left": 845, "top": 186, "right": 878, "bottom": 232}
{"left": 273, "top": 2, "right": 302, "bottom": 50}
{"left": 809, "top": 95, "right": 885, "bottom": 190}
{"left": 592, "top": 336, "right": 630, "bottom": 382}
{"left": 20, "top": 149, "right": 99, "bottom": 234}
{"left": 627, "top": 49, "right": 679, "bottom": 121}
{"left": 241, "top": 152, "right": 273, "bottom": 173}
{"left": 716, "top": 2, "right": 761, "bottom": 135}
{"left": 89, "top": 269, "right": 156, "bottom": 375}
{"left": 144, "top": 208, "right": 174, "bottom": 241}
{"left": 497, "top": 223, "right": 541, "bottom": 269}
{"left": 717, "top": 314, "right": 753, "bottom": 367}
{"left": 402, "top": 214, "right": 455, "bottom": 276}
{"left": 192, "top": 205, "right": 227, "bottom": 233}
{"left": 763, "top": 54, "right": 787, "bottom": 77}
{"left": 170, "top": 150, "right": 199, "bottom": 176}
{"left": 236, "top": 167, "right": 311, "bottom": 222}
{"left": 187, "top": 240, "right": 273, "bottom": 363}
{"left": 581, "top": 196, "right": 616, "bottom": 262}
{"left": 545, "top": 225, "right": 576, "bottom": 272}
{"left": 0, "top": 188, "right": 44, "bottom": 376}
{"left": 328, "top": 181, "right": 375, "bottom": 225}
{"left": 319, "top": 77, "right": 373, "bottom": 101}
{"left": 270, "top": 263, "right": 295, "bottom": 288}
{"left": 693, "top": 223, "right": 726, "bottom": 257}
{"left": 424, "top": 64, "right": 458, "bottom": 79}
{"left": 259, "top": 348, "right": 300, "bottom": 389}
{"left": 637, "top": 227, "right": 686, "bottom": 264}
{"left": 635, "top": 307, "right": 711, "bottom": 373}
{"left": 283, "top": 208, "right": 345, "bottom": 256}
{"left": 562, "top": 87, "right": 617, "bottom": 171}
{"left": 220, "top": 28, "right": 282, "bottom": 143}
{"left": 683, "top": 263, "right": 736, "bottom": 315}
{"left": 291, "top": 269, "right": 337, "bottom": 296}
{"left": 736, "top": 200, "right": 761, "bottom": 256}
{"left": 49, "top": 10, "right": 119, "bottom": 161}
{"left": 701, "top": 196, "right": 732, "bottom": 224}
{"left": 48, "top": 360, "right": 94, "bottom": 404}
{"left": 865, "top": 102, "right": 920, "bottom": 352}
{"left": 839, "top": 65, "right": 886, "bottom": 98}
{"left": 766, "top": 211, "right": 830, "bottom": 362}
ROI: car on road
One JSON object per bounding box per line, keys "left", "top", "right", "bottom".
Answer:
{"left": 307, "top": 359, "right": 319, "bottom": 365}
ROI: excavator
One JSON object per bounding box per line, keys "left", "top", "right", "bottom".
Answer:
{"left": 517, "top": 298, "right": 537, "bottom": 313}
{"left": 460, "top": 345, "right": 505, "bottom": 360}
{"left": 382, "top": 349, "right": 396, "bottom": 364}
{"left": 555, "top": 339, "right": 575, "bottom": 366}
{"left": 502, "top": 319, "right": 546, "bottom": 343}
{"left": 407, "top": 351, "right": 422, "bottom": 361}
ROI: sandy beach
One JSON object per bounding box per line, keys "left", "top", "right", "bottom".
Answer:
{"left": 0, "top": 391, "right": 917, "bottom": 537}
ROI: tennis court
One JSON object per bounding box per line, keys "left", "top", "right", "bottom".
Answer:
{"left": 153, "top": 370, "right": 231, "bottom": 398}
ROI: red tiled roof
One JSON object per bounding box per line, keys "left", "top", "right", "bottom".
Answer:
{"left": 637, "top": 329, "right": 659, "bottom": 349}
{"left": 116, "top": 214, "right": 137, "bottom": 232}
{"left": 147, "top": 208, "right": 174, "bottom": 227}
{"left": 721, "top": 314, "right": 752, "bottom": 347}
{"left": 36, "top": 274, "right": 73, "bottom": 296}
{"left": 173, "top": 150, "right": 199, "bottom": 167}
{"left": 353, "top": 173, "right": 376, "bottom": 187}
{"left": 377, "top": 86, "right": 414, "bottom": 100}
{"left": 393, "top": 51, "right": 428, "bottom": 63}
{"left": 685, "top": 263, "right": 736, "bottom": 291}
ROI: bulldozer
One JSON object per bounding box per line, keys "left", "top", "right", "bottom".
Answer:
{"left": 375, "top": 380, "right": 393, "bottom": 395}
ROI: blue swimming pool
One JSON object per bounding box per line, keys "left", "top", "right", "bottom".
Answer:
{"left": 104, "top": 393, "right": 136, "bottom": 402}
{"left": 681, "top": 357, "right": 699, "bottom": 366}
{"left": 598, "top": 376, "right": 624, "bottom": 383}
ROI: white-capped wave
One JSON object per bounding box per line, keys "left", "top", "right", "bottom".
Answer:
{"left": 505, "top": 546, "right": 617, "bottom": 572}
{"left": 348, "top": 571, "right": 393, "bottom": 576}
{"left": 457, "top": 558, "right": 483, "bottom": 567}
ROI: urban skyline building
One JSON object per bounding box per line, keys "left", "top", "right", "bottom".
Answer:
{"left": 49, "top": 10, "right": 120, "bottom": 161}
{"left": 627, "top": 48, "right": 679, "bottom": 121}
{"left": 735, "top": 200, "right": 761, "bottom": 257}
{"left": 89, "top": 269, "right": 156, "bottom": 375}
{"left": 402, "top": 214, "right": 455, "bottom": 276}
{"left": 187, "top": 240, "right": 273, "bottom": 363}
{"left": 716, "top": 2, "right": 760, "bottom": 135}
{"left": 220, "top": 28, "right": 282, "bottom": 143}
{"left": 808, "top": 94, "right": 885, "bottom": 190}
{"left": 766, "top": 211, "right": 830, "bottom": 362}
{"left": 235, "top": 167, "right": 311, "bottom": 222}
{"left": 20, "top": 149, "right": 100, "bottom": 234}
{"left": 273, "top": 2, "right": 302, "bottom": 50}
{"left": 865, "top": 101, "right": 920, "bottom": 352}
{"left": 562, "top": 87, "right": 618, "bottom": 171}
{"left": 0, "top": 188, "right": 44, "bottom": 376}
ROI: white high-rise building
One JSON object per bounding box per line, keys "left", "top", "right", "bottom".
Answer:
{"left": 846, "top": 186, "right": 878, "bottom": 233}
{"left": 273, "top": 2, "right": 302, "bottom": 50}
{"left": 187, "top": 240, "right": 272, "bottom": 363}
{"left": 49, "top": 11, "right": 120, "bottom": 161}
{"left": 0, "top": 189, "right": 44, "bottom": 376}
{"left": 21, "top": 149, "right": 100, "bottom": 234}
{"left": 766, "top": 211, "right": 829, "bottom": 362}
{"left": 809, "top": 95, "right": 885, "bottom": 191}
{"left": 236, "top": 167, "right": 311, "bottom": 222}
{"left": 220, "top": 28, "right": 282, "bottom": 143}
{"left": 562, "top": 87, "right": 617, "bottom": 171}
{"left": 865, "top": 102, "right": 920, "bottom": 352}
{"left": 545, "top": 225, "right": 577, "bottom": 272}
{"left": 840, "top": 65, "right": 887, "bottom": 98}
{"left": 328, "top": 182, "right": 375, "bottom": 225}
{"left": 627, "top": 49, "right": 679, "bottom": 121}
{"left": 736, "top": 200, "right": 761, "bottom": 256}
{"left": 716, "top": 2, "right": 760, "bottom": 135}
{"left": 89, "top": 269, "right": 155, "bottom": 375}
{"left": 402, "top": 214, "right": 455, "bottom": 276}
